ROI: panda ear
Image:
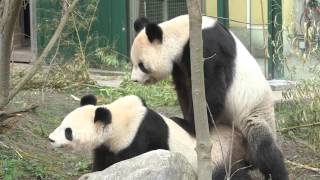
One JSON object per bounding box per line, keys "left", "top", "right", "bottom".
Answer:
{"left": 80, "top": 94, "right": 97, "bottom": 106}
{"left": 145, "top": 23, "right": 163, "bottom": 43}
{"left": 94, "top": 107, "right": 111, "bottom": 125}
{"left": 134, "top": 17, "right": 150, "bottom": 33}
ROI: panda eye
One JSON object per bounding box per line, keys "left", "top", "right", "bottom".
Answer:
{"left": 138, "top": 62, "right": 150, "bottom": 74}
{"left": 65, "top": 128, "right": 73, "bottom": 141}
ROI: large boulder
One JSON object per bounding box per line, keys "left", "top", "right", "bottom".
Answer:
{"left": 79, "top": 150, "right": 196, "bottom": 180}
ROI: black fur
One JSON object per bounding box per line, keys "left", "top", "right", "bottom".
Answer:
{"left": 65, "top": 128, "right": 73, "bottom": 141}
{"left": 80, "top": 94, "right": 97, "bottom": 106}
{"left": 134, "top": 17, "right": 150, "bottom": 33}
{"left": 172, "top": 22, "right": 236, "bottom": 134}
{"left": 92, "top": 109, "right": 169, "bottom": 171}
{"left": 248, "top": 128, "right": 288, "bottom": 180}
{"left": 138, "top": 62, "right": 150, "bottom": 74}
{"left": 212, "top": 162, "right": 253, "bottom": 180}
{"left": 94, "top": 107, "right": 111, "bottom": 125}
{"left": 170, "top": 116, "right": 195, "bottom": 136}
{"left": 145, "top": 23, "right": 163, "bottom": 43}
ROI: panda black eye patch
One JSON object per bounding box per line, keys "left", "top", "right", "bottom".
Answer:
{"left": 138, "top": 62, "right": 150, "bottom": 74}
{"left": 65, "top": 128, "right": 73, "bottom": 141}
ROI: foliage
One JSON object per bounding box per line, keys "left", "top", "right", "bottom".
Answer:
{"left": 94, "top": 47, "right": 127, "bottom": 70}
{"left": 96, "top": 73, "right": 178, "bottom": 107}
{"left": 277, "top": 66, "right": 320, "bottom": 150}
{"left": 11, "top": 56, "right": 94, "bottom": 90}
{"left": 37, "top": 0, "right": 122, "bottom": 69}
{"left": 0, "top": 139, "right": 59, "bottom": 180}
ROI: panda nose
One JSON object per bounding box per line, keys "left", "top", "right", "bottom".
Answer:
{"left": 48, "top": 138, "right": 55, "bottom": 143}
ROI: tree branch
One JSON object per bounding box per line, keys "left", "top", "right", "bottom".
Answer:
{"left": 0, "top": 104, "right": 38, "bottom": 122}
{"left": 286, "top": 160, "right": 320, "bottom": 173}
{"left": 187, "top": 0, "right": 212, "bottom": 179}
{"left": 277, "top": 122, "right": 320, "bottom": 132}
{"left": 7, "top": 0, "right": 80, "bottom": 103}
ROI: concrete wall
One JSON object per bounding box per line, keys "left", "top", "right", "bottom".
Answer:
{"left": 205, "top": 0, "right": 296, "bottom": 58}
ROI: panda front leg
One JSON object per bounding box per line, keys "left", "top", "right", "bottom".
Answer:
{"left": 92, "top": 145, "right": 120, "bottom": 172}
{"left": 240, "top": 116, "right": 289, "bottom": 180}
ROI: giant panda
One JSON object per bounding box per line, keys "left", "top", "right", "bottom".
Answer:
{"left": 130, "top": 15, "right": 288, "bottom": 180}
{"left": 49, "top": 94, "right": 252, "bottom": 180}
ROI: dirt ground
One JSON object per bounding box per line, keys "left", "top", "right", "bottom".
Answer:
{"left": 1, "top": 90, "right": 320, "bottom": 179}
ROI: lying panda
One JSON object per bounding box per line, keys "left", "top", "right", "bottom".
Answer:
{"left": 130, "top": 15, "right": 288, "bottom": 180}
{"left": 49, "top": 94, "right": 252, "bottom": 179}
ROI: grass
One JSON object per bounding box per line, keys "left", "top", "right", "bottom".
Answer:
{"left": 85, "top": 73, "right": 178, "bottom": 107}
{"left": 276, "top": 67, "right": 320, "bottom": 150}
{"left": 0, "top": 91, "right": 91, "bottom": 180}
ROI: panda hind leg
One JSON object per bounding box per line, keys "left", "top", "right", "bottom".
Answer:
{"left": 244, "top": 121, "right": 288, "bottom": 180}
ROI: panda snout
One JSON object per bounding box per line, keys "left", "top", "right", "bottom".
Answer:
{"left": 48, "top": 137, "right": 55, "bottom": 143}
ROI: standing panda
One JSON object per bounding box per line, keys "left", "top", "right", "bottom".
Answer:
{"left": 49, "top": 95, "right": 252, "bottom": 180}
{"left": 130, "top": 15, "right": 288, "bottom": 180}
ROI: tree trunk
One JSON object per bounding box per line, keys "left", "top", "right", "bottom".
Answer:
{"left": 0, "top": 0, "right": 22, "bottom": 109}
{"left": 186, "top": 0, "right": 212, "bottom": 180}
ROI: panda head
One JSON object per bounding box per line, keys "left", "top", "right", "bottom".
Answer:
{"left": 48, "top": 95, "right": 112, "bottom": 151}
{"left": 130, "top": 16, "right": 190, "bottom": 84}
{"left": 49, "top": 94, "right": 147, "bottom": 152}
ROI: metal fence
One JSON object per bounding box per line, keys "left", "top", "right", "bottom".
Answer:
{"left": 129, "top": 0, "right": 188, "bottom": 46}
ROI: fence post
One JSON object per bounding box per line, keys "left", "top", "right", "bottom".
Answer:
{"left": 268, "top": 0, "right": 284, "bottom": 79}
{"left": 217, "top": 0, "right": 229, "bottom": 28}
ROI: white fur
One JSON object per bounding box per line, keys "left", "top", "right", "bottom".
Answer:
{"left": 49, "top": 105, "right": 102, "bottom": 150}
{"left": 104, "top": 95, "right": 147, "bottom": 153}
{"left": 160, "top": 115, "right": 197, "bottom": 170}
{"left": 161, "top": 115, "right": 246, "bottom": 172}
{"left": 223, "top": 33, "right": 276, "bottom": 135}
{"left": 49, "top": 95, "right": 147, "bottom": 153}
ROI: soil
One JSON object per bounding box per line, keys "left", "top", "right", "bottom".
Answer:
{"left": 1, "top": 90, "right": 319, "bottom": 179}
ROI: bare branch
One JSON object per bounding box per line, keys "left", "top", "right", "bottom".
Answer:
{"left": 277, "top": 122, "right": 320, "bottom": 132}
{"left": 0, "top": 104, "right": 38, "bottom": 122}
{"left": 286, "top": 160, "right": 320, "bottom": 173}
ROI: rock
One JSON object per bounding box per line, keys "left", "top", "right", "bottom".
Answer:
{"left": 268, "top": 79, "right": 295, "bottom": 91}
{"left": 79, "top": 150, "right": 196, "bottom": 180}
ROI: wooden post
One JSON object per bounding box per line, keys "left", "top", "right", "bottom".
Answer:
{"left": 186, "top": 0, "right": 212, "bottom": 179}
{"left": 30, "top": 0, "right": 37, "bottom": 62}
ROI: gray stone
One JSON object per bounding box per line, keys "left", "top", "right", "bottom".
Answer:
{"left": 268, "top": 79, "right": 295, "bottom": 91}
{"left": 89, "top": 74, "right": 123, "bottom": 88}
{"left": 78, "top": 150, "right": 196, "bottom": 180}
